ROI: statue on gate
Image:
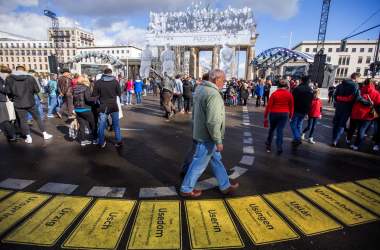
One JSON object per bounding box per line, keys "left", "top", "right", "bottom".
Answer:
{"left": 140, "top": 44, "right": 153, "bottom": 79}
{"left": 220, "top": 43, "right": 234, "bottom": 79}
{"left": 160, "top": 43, "right": 175, "bottom": 77}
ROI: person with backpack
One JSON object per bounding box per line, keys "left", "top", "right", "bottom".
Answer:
{"left": 347, "top": 78, "right": 380, "bottom": 151}
{"left": 47, "top": 74, "right": 60, "bottom": 118}
{"left": 73, "top": 75, "right": 98, "bottom": 146}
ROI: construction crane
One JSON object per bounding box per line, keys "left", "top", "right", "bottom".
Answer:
{"left": 311, "top": 0, "right": 332, "bottom": 87}
{"left": 316, "top": 0, "right": 332, "bottom": 52}
{"left": 44, "top": 9, "right": 61, "bottom": 73}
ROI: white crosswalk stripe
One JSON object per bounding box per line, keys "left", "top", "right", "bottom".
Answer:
{"left": 37, "top": 182, "right": 78, "bottom": 194}
{"left": 86, "top": 186, "right": 126, "bottom": 197}
{"left": 0, "top": 178, "right": 35, "bottom": 190}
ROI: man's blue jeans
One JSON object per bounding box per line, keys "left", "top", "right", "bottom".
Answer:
{"left": 97, "top": 112, "right": 122, "bottom": 145}
{"left": 290, "top": 113, "right": 305, "bottom": 141}
{"left": 180, "top": 141, "right": 231, "bottom": 193}
{"left": 266, "top": 113, "right": 288, "bottom": 150}
{"left": 135, "top": 92, "right": 142, "bottom": 104}
{"left": 48, "top": 95, "right": 58, "bottom": 116}
{"left": 126, "top": 91, "right": 133, "bottom": 104}
{"left": 27, "top": 95, "right": 44, "bottom": 121}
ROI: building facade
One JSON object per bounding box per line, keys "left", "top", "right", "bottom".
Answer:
{"left": 0, "top": 28, "right": 94, "bottom": 75}
{"left": 292, "top": 40, "right": 378, "bottom": 80}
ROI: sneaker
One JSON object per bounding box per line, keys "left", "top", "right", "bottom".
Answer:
{"left": 92, "top": 139, "right": 98, "bottom": 145}
{"left": 221, "top": 180, "right": 239, "bottom": 195}
{"left": 308, "top": 138, "right": 316, "bottom": 144}
{"left": 47, "top": 114, "right": 55, "bottom": 118}
{"left": 114, "top": 141, "right": 123, "bottom": 148}
{"left": 56, "top": 112, "right": 62, "bottom": 119}
{"left": 345, "top": 138, "right": 351, "bottom": 144}
{"left": 25, "top": 135, "right": 32, "bottom": 144}
{"left": 80, "top": 140, "right": 92, "bottom": 146}
{"left": 180, "top": 189, "right": 202, "bottom": 198}
{"left": 301, "top": 133, "right": 305, "bottom": 140}
{"left": 350, "top": 145, "right": 359, "bottom": 151}
{"left": 43, "top": 132, "right": 53, "bottom": 140}
{"left": 373, "top": 145, "right": 379, "bottom": 152}
{"left": 265, "top": 144, "right": 271, "bottom": 153}
{"left": 99, "top": 141, "right": 106, "bottom": 149}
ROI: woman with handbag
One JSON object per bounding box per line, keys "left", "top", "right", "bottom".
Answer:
{"left": 0, "top": 66, "right": 16, "bottom": 142}
{"left": 347, "top": 78, "right": 380, "bottom": 151}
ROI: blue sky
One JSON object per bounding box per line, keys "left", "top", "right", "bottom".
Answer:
{"left": 1, "top": 0, "right": 379, "bottom": 52}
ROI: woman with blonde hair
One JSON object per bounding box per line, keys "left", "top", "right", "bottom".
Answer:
{"left": 73, "top": 75, "right": 97, "bottom": 146}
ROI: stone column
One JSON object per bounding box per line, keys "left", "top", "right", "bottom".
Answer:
{"left": 175, "top": 46, "right": 181, "bottom": 75}
{"left": 189, "top": 47, "right": 198, "bottom": 78}
{"left": 231, "top": 46, "right": 236, "bottom": 78}
{"left": 246, "top": 46, "right": 255, "bottom": 80}
{"left": 212, "top": 46, "right": 220, "bottom": 70}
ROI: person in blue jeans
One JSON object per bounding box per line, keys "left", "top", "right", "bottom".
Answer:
{"left": 290, "top": 76, "right": 314, "bottom": 147}
{"left": 47, "top": 74, "right": 60, "bottom": 118}
{"left": 134, "top": 78, "right": 143, "bottom": 104}
{"left": 180, "top": 69, "right": 239, "bottom": 198}
{"left": 92, "top": 68, "right": 122, "bottom": 148}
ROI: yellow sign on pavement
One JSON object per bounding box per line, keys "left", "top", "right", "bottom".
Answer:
{"left": 227, "top": 196, "right": 299, "bottom": 245}
{"left": 264, "top": 191, "right": 342, "bottom": 236}
{"left": 298, "top": 186, "right": 377, "bottom": 226}
{"left": 3, "top": 195, "right": 92, "bottom": 246}
{"left": 0, "top": 189, "right": 12, "bottom": 200}
{"left": 63, "top": 199, "right": 136, "bottom": 250}
{"left": 185, "top": 199, "right": 244, "bottom": 249}
{"left": 356, "top": 178, "right": 380, "bottom": 194}
{"left": 0, "top": 192, "right": 50, "bottom": 236}
{"left": 328, "top": 182, "right": 380, "bottom": 216}
{"left": 127, "top": 200, "right": 181, "bottom": 250}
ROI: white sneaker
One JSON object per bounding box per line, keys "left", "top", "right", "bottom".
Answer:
{"left": 301, "top": 133, "right": 305, "bottom": 140}
{"left": 308, "top": 138, "right": 316, "bottom": 144}
{"left": 350, "top": 145, "right": 359, "bottom": 151}
{"left": 373, "top": 145, "right": 379, "bottom": 152}
{"left": 80, "top": 140, "right": 92, "bottom": 146}
{"left": 43, "top": 132, "right": 53, "bottom": 140}
{"left": 25, "top": 135, "right": 32, "bottom": 144}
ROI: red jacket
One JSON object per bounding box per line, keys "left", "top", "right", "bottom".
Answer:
{"left": 264, "top": 89, "right": 294, "bottom": 119}
{"left": 308, "top": 98, "right": 322, "bottom": 118}
{"left": 351, "top": 83, "right": 380, "bottom": 120}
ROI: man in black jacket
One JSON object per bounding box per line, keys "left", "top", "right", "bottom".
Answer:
{"left": 0, "top": 66, "right": 16, "bottom": 142}
{"left": 182, "top": 76, "right": 193, "bottom": 114}
{"left": 6, "top": 65, "right": 52, "bottom": 144}
{"left": 93, "top": 68, "right": 122, "bottom": 148}
{"left": 290, "top": 75, "right": 314, "bottom": 146}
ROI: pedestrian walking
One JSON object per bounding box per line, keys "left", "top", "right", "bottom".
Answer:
{"left": 182, "top": 77, "right": 193, "bottom": 114}
{"left": 47, "top": 74, "right": 60, "bottom": 118}
{"left": 125, "top": 79, "right": 134, "bottom": 105}
{"left": 0, "top": 65, "right": 16, "bottom": 142}
{"left": 5, "top": 65, "right": 52, "bottom": 144}
{"left": 290, "top": 75, "right": 314, "bottom": 148}
{"left": 180, "top": 69, "right": 239, "bottom": 198}
{"left": 347, "top": 78, "right": 380, "bottom": 151}
{"left": 332, "top": 73, "right": 370, "bottom": 147}
{"left": 93, "top": 68, "right": 122, "bottom": 148}
{"left": 161, "top": 73, "right": 176, "bottom": 120}
{"left": 255, "top": 79, "right": 265, "bottom": 107}
{"left": 134, "top": 78, "right": 143, "bottom": 104}
{"left": 58, "top": 69, "right": 75, "bottom": 119}
{"left": 264, "top": 80, "right": 294, "bottom": 154}
{"left": 302, "top": 88, "right": 323, "bottom": 144}
{"left": 173, "top": 75, "right": 184, "bottom": 113}
{"left": 263, "top": 79, "right": 272, "bottom": 106}
{"left": 73, "top": 75, "right": 98, "bottom": 146}
{"left": 240, "top": 82, "right": 249, "bottom": 106}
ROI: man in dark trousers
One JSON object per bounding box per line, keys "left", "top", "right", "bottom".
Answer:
{"left": 93, "top": 68, "right": 122, "bottom": 148}
{"left": 332, "top": 73, "right": 370, "bottom": 147}
{"left": 57, "top": 68, "right": 74, "bottom": 119}
{"left": 6, "top": 65, "right": 53, "bottom": 144}
{"left": 290, "top": 75, "right": 314, "bottom": 147}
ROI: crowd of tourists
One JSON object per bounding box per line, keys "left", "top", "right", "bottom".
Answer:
{"left": 264, "top": 73, "right": 380, "bottom": 154}
{"left": 0, "top": 65, "right": 123, "bottom": 147}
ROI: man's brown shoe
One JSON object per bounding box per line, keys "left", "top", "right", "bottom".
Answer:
{"left": 221, "top": 181, "right": 239, "bottom": 195}
{"left": 180, "top": 189, "right": 202, "bottom": 198}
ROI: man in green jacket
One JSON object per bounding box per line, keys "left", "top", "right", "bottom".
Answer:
{"left": 180, "top": 69, "right": 239, "bottom": 198}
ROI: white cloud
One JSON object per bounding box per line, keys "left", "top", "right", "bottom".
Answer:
{"left": 244, "top": 0, "right": 300, "bottom": 20}
{"left": 0, "top": 0, "right": 38, "bottom": 13}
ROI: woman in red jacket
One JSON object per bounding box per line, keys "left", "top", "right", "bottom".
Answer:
{"left": 302, "top": 89, "right": 323, "bottom": 144}
{"left": 347, "top": 78, "right": 380, "bottom": 150}
{"left": 264, "top": 80, "right": 294, "bottom": 154}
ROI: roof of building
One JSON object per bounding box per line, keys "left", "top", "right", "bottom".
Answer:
{"left": 292, "top": 39, "right": 377, "bottom": 49}
{"left": 77, "top": 45, "right": 142, "bottom": 51}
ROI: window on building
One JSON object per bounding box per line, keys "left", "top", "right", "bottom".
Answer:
{"left": 313, "top": 48, "right": 317, "bottom": 52}
{"left": 368, "top": 48, "right": 373, "bottom": 53}
{"left": 344, "top": 68, "right": 348, "bottom": 77}
{"left": 44, "top": 57, "right": 47, "bottom": 62}
{"left": 0, "top": 44, "right": 3, "bottom": 48}
{"left": 336, "top": 68, "right": 341, "bottom": 76}
{"left": 360, "top": 48, "right": 364, "bottom": 52}
{"left": 358, "top": 56, "right": 363, "bottom": 64}
{"left": 21, "top": 50, "right": 25, "bottom": 55}
{"left": 28, "top": 64, "right": 31, "bottom": 70}
{"left": 38, "top": 43, "right": 41, "bottom": 48}
{"left": 39, "top": 58, "right": 42, "bottom": 62}
{"left": 364, "top": 68, "right": 369, "bottom": 76}
{"left": 0, "top": 50, "right": 2, "bottom": 55}
{"left": 366, "top": 56, "right": 371, "bottom": 64}
{"left": 33, "top": 64, "right": 37, "bottom": 70}
{"left": 112, "top": 50, "right": 114, "bottom": 54}
{"left": 22, "top": 57, "right": 25, "bottom": 61}
{"left": 0, "top": 58, "right": 2, "bottom": 62}
{"left": 33, "top": 43, "right": 36, "bottom": 48}
{"left": 28, "top": 57, "right": 30, "bottom": 62}
{"left": 336, "top": 48, "right": 340, "bottom": 52}
{"left": 346, "top": 56, "right": 350, "bottom": 65}
{"left": 39, "top": 64, "right": 42, "bottom": 70}
{"left": 121, "top": 50, "right": 124, "bottom": 53}
{"left": 338, "top": 56, "right": 342, "bottom": 65}
{"left": 5, "top": 43, "right": 8, "bottom": 48}
{"left": 33, "top": 58, "right": 36, "bottom": 62}
{"left": 45, "top": 64, "right": 48, "bottom": 70}
{"left": 32, "top": 51, "right": 36, "bottom": 56}
{"left": 15, "top": 50, "right": 19, "bottom": 56}
{"left": 356, "top": 68, "right": 361, "bottom": 74}
{"left": 10, "top": 43, "right": 14, "bottom": 48}
{"left": 5, "top": 57, "right": 8, "bottom": 62}
{"left": 21, "top": 43, "right": 25, "bottom": 48}
{"left": 9, "top": 51, "right": 13, "bottom": 56}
